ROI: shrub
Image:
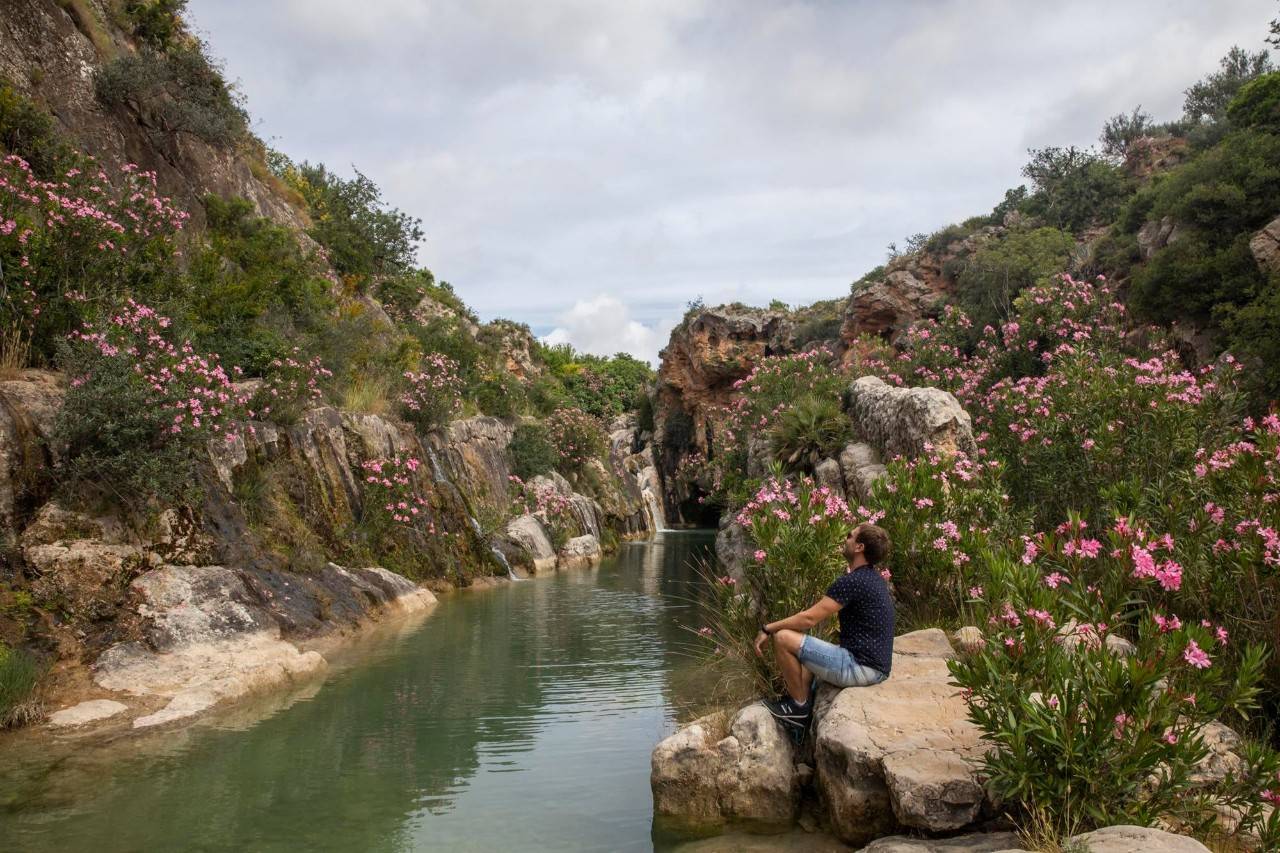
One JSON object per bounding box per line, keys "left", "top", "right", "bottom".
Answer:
{"left": 54, "top": 302, "right": 247, "bottom": 507}
{"left": 118, "top": 0, "right": 188, "bottom": 52}
{"left": 869, "top": 446, "right": 1012, "bottom": 628}
{"left": 397, "top": 353, "right": 462, "bottom": 433}
{"left": 1020, "top": 146, "right": 1131, "bottom": 233}
{"left": 1100, "top": 105, "right": 1155, "bottom": 157}
{"left": 0, "top": 643, "right": 42, "bottom": 729}
{"left": 283, "top": 160, "right": 423, "bottom": 286}
{"left": 545, "top": 406, "right": 607, "bottom": 476}
{"left": 1182, "top": 47, "right": 1274, "bottom": 129}
{"left": 0, "top": 77, "right": 74, "bottom": 178}
{"left": 473, "top": 371, "right": 525, "bottom": 419}
{"left": 1226, "top": 71, "right": 1280, "bottom": 133}
{"left": 507, "top": 474, "right": 575, "bottom": 549}
{"left": 0, "top": 154, "right": 188, "bottom": 362}
{"left": 769, "top": 394, "right": 851, "bottom": 471}
{"left": 950, "top": 535, "right": 1271, "bottom": 840}
{"left": 248, "top": 350, "right": 332, "bottom": 424}
{"left": 183, "top": 194, "right": 333, "bottom": 372}
{"left": 95, "top": 47, "right": 248, "bottom": 147}
{"left": 509, "top": 422, "right": 557, "bottom": 480}
{"left": 954, "top": 226, "right": 1076, "bottom": 329}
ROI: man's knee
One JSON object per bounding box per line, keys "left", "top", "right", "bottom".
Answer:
{"left": 773, "top": 629, "right": 804, "bottom": 654}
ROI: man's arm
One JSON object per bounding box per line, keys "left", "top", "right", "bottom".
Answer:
{"left": 765, "top": 596, "right": 842, "bottom": 634}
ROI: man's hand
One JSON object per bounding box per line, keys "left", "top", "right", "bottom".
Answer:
{"left": 754, "top": 630, "right": 769, "bottom": 657}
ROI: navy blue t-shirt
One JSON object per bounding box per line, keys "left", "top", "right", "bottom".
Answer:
{"left": 825, "top": 565, "right": 895, "bottom": 675}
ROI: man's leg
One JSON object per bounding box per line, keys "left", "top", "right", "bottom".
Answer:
{"left": 772, "top": 629, "right": 813, "bottom": 704}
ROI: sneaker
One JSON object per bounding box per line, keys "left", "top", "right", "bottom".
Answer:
{"left": 762, "top": 695, "right": 812, "bottom": 726}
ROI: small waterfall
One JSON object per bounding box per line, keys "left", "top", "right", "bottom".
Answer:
{"left": 642, "top": 489, "right": 667, "bottom": 533}
{"left": 425, "top": 448, "right": 449, "bottom": 484}
{"left": 490, "top": 546, "right": 521, "bottom": 581}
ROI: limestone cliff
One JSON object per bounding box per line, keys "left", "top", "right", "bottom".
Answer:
{"left": 653, "top": 305, "right": 793, "bottom": 525}
{"left": 0, "top": 0, "right": 304, "bottom": 231}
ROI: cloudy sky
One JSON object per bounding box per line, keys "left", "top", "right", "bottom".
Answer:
{"left": 186, "top": 0, "right": 1274, "bottom": 363}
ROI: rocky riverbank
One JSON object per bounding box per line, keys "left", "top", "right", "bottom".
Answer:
{"left": 1, "top": 368, "right": 664, "bottom": 734}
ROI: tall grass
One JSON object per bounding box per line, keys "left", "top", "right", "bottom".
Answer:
{"left": 0, "top": 644, "right": 43, "bottom": 728}
{"left": 339, "top": 374, "right": 393, "bottom": 416}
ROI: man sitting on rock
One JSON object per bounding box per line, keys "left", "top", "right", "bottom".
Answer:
{"left": 754, "top": 523, "right": 894, "bottom": 735}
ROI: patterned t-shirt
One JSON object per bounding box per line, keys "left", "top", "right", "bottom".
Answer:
{"left": 825, "top": 565, "right": 895, "bottom": 675}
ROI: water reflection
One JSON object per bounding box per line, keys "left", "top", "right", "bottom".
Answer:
{"left": 0, "top": 532, "right": 717, "bottom": 853}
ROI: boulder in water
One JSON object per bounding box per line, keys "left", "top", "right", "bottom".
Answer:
{"left": 558, "top": 534, "right": 602, "bottom": 570}
{"left": 651, "top": 703, "right": 800, "bottom": 832}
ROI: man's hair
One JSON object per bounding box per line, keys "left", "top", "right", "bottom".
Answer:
{"left": 856, "top": 523, "right": 891, "bottom": 564}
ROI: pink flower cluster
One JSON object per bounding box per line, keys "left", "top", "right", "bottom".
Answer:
{"left": 362, "top": 456, "right": 441, "bottom": 532}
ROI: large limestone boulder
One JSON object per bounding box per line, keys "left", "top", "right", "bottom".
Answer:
{"left": 652, "top": 703, "right": 800, "bottom": 831}
{"left": 1067, "top": 825, "right": 1209, "bottom": 852}
{"left": 558, "top": 534, "right": 602, "bottom": 570}
{"left": 845, "top": 376, "right": 976, "bottom": 460}
{"left": 814, "top": 628, "right": 988, "bottom": 844}
{"left": 506, "top": 514, "right": 557, "bottom": 573}
{"left": 844, "top": 270, "right": 948, "bottom": 340}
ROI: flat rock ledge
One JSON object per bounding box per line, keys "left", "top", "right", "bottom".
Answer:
{"left": 89, "top": 563, "right": 436, "bottom": 730}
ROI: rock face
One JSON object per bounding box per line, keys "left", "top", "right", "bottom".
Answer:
{"left": 651, "top": 703, "right": 800, "bottom": 831}
{"left": 654, "top": 305, "right": 794, "bottom": 525}
{"left": 839, "top": 442, "right": 888, "bottom": 504}
{"left": 839, "top": 226, "right": 1001, "bottom": 351}
{"left": 1250, "top": 214, "right": 1280, "bottom": 274}
{"left": 0, "top": 0, "right": 307, "bottom": 233}
{"left": 1138, "top": 216, "right": 1183, "bottom": 259}
{"left": 813, "top": 628, "right": 988, "bottom": 845}
{"left": 0, "top": 370, "right": 63, "bottom": 536}
{"left": 845, "top": 376, "right": 977, "bottom": 460}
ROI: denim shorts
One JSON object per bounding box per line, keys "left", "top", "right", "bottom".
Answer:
{"left": 798, "top": 635, "right": 888, "bottom": 688}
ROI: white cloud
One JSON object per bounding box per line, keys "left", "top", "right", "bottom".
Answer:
{"left": 542, "top": 295, "right": 677, "bottom": 365}
{"left": 186, "top": 0, "right": 1276, "bottom": 348}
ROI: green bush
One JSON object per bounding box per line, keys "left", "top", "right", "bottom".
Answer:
{"left": 1020, "top": 146, "right": 1131, "bottom": 233}
{"left": 769, "top": 394, "right": 851, "bottom": 471}
{"left": 55, "top": 303, "right": 247, "bottom": 508}
{"left": 1182, "top": 47, "right": 1274, "bottom": 129}
{"left": 545, "top": 407, "right": 607, "bottom": 476}
{"left": 1100, "top": 105, "right": 1155, "bottom": 157}
{"left": 1226, "top": 71, "right": 1280, "bottom": 133}
{"left": 283, "top": 160, "right": 423, "bottom": 286}
{"left": 0, "top": 644, "right": 42, "bottom": 729}
{"left": 955, "top": 227, "right": 1076, "bottom": 329}
{"left": 182, "top": 195, "right": 333, "bottom": 373}
{"left": 473, "top": 371, "right": 525, "bottom": 420}
{"left": 951, "top": 545, "right": 1271, "bottom": 841}
{"left": 95, "top": 46, "right": 248, "bottom": 147}
{"left": 509, "top": 422, "right": 558, "bottom": 480}
{"left": 119, "top": 0, "right": 188, "bottom": 52}
{"left": 0, "top": 77, "right": 74, "bottom": 178}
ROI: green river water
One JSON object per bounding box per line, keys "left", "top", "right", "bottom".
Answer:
{"left": 0, "top": 532, "right": 721, "bottom": 852}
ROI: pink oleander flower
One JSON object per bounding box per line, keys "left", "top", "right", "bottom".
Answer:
{"left": 1183, "top": 640, "right": 1212, "bottom": 669}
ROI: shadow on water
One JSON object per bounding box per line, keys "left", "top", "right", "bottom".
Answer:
{"left": 0, "top": 532, "right": 720, "bottom": 853}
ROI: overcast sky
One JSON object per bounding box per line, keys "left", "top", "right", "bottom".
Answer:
{"left": 185, "top": 0, "right": 1274, "bottom": 363}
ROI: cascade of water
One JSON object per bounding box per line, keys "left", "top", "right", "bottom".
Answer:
{"left": 642, "top": 489, "right": 667, "bottom": 533}
{"left": 425, "top": 448, "right": 449, "bottom": 484}
{"left": 490, "top": 546, "right": 521, "bottom": 581}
